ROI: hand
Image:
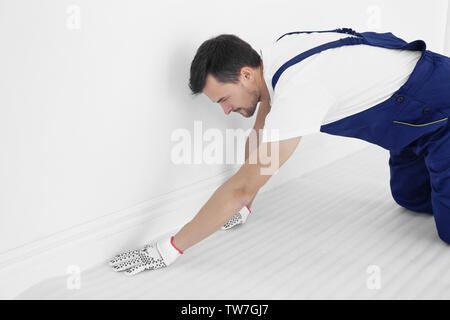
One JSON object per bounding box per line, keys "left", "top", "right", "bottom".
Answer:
{"left": 221, "top": 205, "right": 252, "bottom": 230}
{"left": 109, "top": 235, "right": 183, "bottom": 276}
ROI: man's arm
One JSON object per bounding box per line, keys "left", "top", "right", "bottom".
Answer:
{"left": 172, "top": 131, "right": 302, "bottom": 252}
{"left": 244, "top": 100, "right": 271, "bottom": 208}
{"left": 245, "top": 100, "right": 271, "bottom": 160}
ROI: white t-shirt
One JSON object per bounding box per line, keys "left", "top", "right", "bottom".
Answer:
{"left": 260, "top": 32, "right": 422, "bottom": 143}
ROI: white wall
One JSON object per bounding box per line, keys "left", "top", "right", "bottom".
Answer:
{"left": 0, "top": 0, "right": 449, "bottom": 298}
{"left": 445, "top": 0, "right": 450, "bottom": 54}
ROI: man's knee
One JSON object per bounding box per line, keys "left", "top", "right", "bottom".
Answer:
{"left": 392, "top": 195, "right": 433, "bottom": 215}
{"left": 436, "top": 227, "right": 450, "bottom": 245}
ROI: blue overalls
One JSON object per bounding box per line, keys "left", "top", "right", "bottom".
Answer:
{"left": 272, "top": 28, "right": 450, "bottom": 244}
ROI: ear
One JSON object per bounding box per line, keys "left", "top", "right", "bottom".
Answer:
{"left": 240, "top": 66, "right": 255, "bottom": 81}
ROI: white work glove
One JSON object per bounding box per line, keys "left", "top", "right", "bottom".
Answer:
{"left": 109, "top": 235, "right": 183, "bottom": 276}
{"left": 221, "top": 205, "right": 252, "bottom": 230}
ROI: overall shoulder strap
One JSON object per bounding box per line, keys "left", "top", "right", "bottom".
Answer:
{"left": 271, "top": 28, "right": 426, "bottom": 90}
{"left": 276, "top": 27, "right": 362, "bottom": 41}
{"left": 272, "top": 32, "right": 367, "bottom": 90}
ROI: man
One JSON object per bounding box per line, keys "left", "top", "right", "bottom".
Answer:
{"left": 110, "top": 28, "right": 450, "bottom": 275}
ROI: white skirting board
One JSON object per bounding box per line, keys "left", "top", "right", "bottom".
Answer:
{"left": 0, "top": 134, "right": 367, "bottom": 299}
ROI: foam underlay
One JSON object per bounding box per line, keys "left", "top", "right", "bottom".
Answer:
{"left": 17, "top": 143, "right": 450, "bottom": 299}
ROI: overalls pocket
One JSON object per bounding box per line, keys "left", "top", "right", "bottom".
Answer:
{"left": 387, "top": 99, "right": 448, "bottom": 151}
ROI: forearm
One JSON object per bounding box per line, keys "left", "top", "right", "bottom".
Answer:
{"left": 172, "top": 178, "right": 249, "bottom": 252}
{"left": 244, "top": 128, "right": 262, "bottom": 209}
{"left": 172, "top": 127, "right": 263, "bottom": 252}
{"left": 245, "top": 128, "right": 261, "bottom": 161}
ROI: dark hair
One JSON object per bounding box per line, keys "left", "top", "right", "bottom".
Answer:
{"left": 189, "top": 34, "right": 261, "bottom": 95}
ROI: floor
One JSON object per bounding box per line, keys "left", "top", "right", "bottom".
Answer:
{"left": 16, "top": 143, "right": 450, "bottom": 299}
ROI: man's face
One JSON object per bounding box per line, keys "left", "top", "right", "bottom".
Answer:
{"left": 203, "top": 68, "right": 260, "bottom": 118}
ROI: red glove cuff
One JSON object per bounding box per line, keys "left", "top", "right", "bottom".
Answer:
{"left": 170, "top": 236, "right": 184, "bottom": 254}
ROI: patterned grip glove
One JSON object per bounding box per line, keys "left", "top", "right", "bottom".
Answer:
{"left": 109, "top": 235, "right": 183, "bottom": 276}
{"left": 221, "top": 205, "right": 252, "bottom": 230}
